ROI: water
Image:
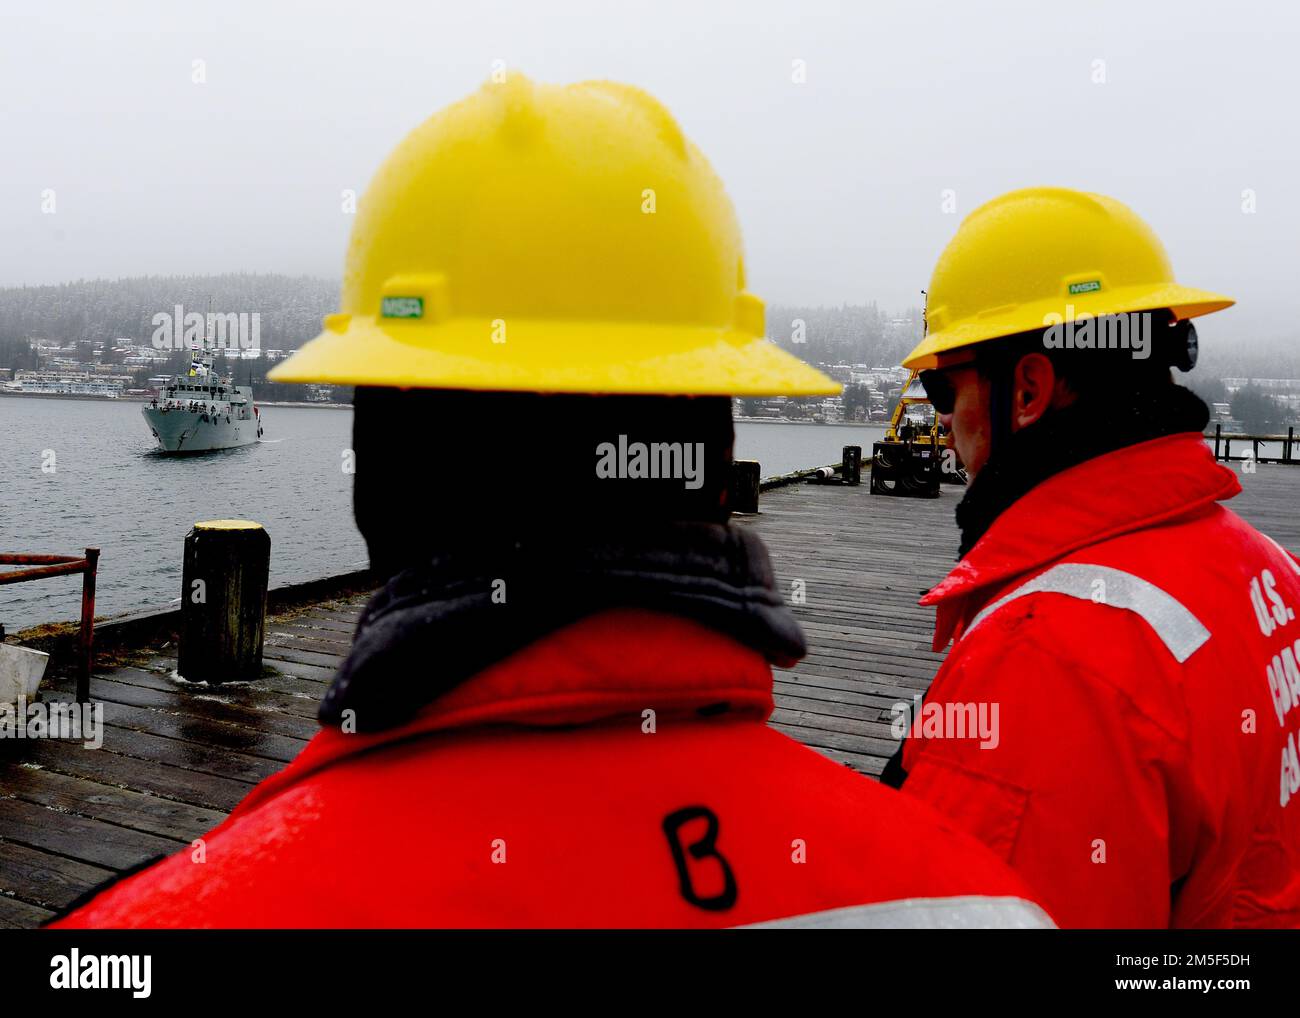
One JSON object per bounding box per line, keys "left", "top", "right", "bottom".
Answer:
{"left": 0, "top": 399, "right": 883, "bottom": 630}
{"left": 736, "top": 420, "right": 886, "bottom": 476}
{"left": 1, "top": 398, "right": 363, "bottom": 630}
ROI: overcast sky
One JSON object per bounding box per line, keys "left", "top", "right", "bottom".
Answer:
{"left": 3, "top": 0, "right": 1297, "bottom": 343}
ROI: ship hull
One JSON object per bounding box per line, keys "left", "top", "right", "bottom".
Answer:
{"left": 142, "top": 406, "right": 259, "bottom": 454}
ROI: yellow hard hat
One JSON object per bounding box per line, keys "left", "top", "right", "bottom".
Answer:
{"left": 269, "top": 74, "right": 838, "bottom": 397}
{"left": 902, "top": 187, "right": 1234, "bottom": 371}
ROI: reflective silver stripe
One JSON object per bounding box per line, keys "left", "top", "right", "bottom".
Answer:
{"left": 963, "top": 562, "right": 1210, "bottom": 664}
{"left": 740, "top": 895, "right": 1055, "bottom": 930}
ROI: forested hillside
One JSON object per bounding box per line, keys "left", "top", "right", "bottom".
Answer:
{"left": 1, "top": 274, "right": 1296, "bottom": 385}
{"left": 0, "top": 274, "right": 336, "bottom": 350}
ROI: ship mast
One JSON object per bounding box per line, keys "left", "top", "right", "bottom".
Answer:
{"left": 194, "top": 295, "right": 222, "bottom": 382}
{"left": 203, "top": 296, "right": 213, "bottom": 375}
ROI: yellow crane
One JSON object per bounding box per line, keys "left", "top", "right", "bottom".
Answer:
{"left": 869, "top": 369, "right": 966, "bottom": 496}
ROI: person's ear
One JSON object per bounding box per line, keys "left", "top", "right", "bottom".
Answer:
{"left": 1010, "top": 352, "right": 1058, "bottom": 431}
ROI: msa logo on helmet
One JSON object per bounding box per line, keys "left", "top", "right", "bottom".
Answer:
{"left": 381, "top": 297, "right": 423, "bottom": 319}
{"left": 1068, "top": 280, "right": 1102, "bottom": 295}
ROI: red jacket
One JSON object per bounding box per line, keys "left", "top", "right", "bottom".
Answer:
{"left": 902, "top": 432, "right": 1300, "bottom": 928}
{"left": 56, "top": 609, "right": 1048, "bottom": 928}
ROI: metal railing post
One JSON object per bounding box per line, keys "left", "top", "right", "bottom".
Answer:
{"left": 78, "top": 548, "right": 99, "bottom": 703}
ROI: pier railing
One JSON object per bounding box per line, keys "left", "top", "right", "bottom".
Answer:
{"left": 0, "top": 549, "right": 99, "bottom": 701}
{"left": 1207, "top": 424, "right": 1297, "bottom": 465}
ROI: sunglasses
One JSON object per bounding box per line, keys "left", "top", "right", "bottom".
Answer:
{"left": 918, "top": 368, "right": 959, "bottom": 415}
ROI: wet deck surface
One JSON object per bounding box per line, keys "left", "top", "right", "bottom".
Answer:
{"left": 2, "top": 461, "right": 1297, "bottom": 926}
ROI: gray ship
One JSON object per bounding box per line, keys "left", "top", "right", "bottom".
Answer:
{"left": 142, "top": 353, "right": 263, "bottom": 454}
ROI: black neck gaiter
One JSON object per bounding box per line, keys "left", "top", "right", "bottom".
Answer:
{"left": 954, "top": 383, "right": 1210, "bottom": 558}
{"left": 321, "top": 523, "right": 806, "bottom": 732}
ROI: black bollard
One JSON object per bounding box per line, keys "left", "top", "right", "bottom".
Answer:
{"left": 729, "top": 460, "right": 761, "bottom": 514}
{"left": 178, "top": 520, "right": 270, "bottom": 684}
{"left": 842, "top": 445, "right": 862, "bottom": 485}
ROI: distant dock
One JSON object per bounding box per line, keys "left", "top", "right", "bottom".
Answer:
{"left": 1, "top": 461, "right": 1297, "bottom": 927}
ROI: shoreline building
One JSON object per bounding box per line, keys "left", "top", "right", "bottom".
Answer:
{"left": 6, "top": 370, "right": 129, "bottom": 398}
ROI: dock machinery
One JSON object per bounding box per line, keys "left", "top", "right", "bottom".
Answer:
{"left": 869, "top": 370, "right": 967, "bottom": 497}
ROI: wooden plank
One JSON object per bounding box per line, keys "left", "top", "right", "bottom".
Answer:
{"left": 16, "top": 740, "right": 254, "bottom": 813}
{"left": 41, "top": 691, "right": 309, "bottom": 765}
{"left": 67, "top": 674, "right": 322, "bottom": 739}
{"left": 805, "top": 744, "right": 887, "bottom": 777}
{"left": 772, "top": 688, "right": 901, "bottom": 723}
{"left": 81, "top": 668, "right": 322, "bottom": 722}
{"left": 0, "top": 841, "right": 115, "bottom": 911}
{"left": 771, "top": 711, "right": 900, "bottom": 754}
{"left": 774, "top": 666, "right": 921, "bottom": 698}
{"left": 117, "top": 663, "right": 329, "bottom": 713}
{"left": 265, "top": 629, "right": 353, "bottom": 653}
{"left": 771, "top": 706, "right": 900, "bottom": 743}
{"left": 275, "top": 615, "right": 357, "bottom": 635}
{"left": 259, "top": 645, "right": 347, "bottom": 669}
{"left": 770, "top": 720, "right": 899, "bottom": 759}
{"left": 304, "top": 607, "right": 365, "bottom": 625}
{"left": 4, "top": 765, "right": 225, "bottom": 842}
{"left": 0, "top": 797, "right": 183, "bottom": 870}
{"left": 259, "top": 657, "right": 339, "bottom": 683}
{"left": 0, "top": 893, "right": 55, "bottom": 929}
{"left": 67, "top": 722, "right": 285, "bottom": 784}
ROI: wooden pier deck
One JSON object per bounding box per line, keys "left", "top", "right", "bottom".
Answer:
{"left": 2, "top": 462, "right": 1298, "bottom": 927}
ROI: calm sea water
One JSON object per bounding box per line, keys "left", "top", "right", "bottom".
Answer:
{"left": 0, "top": 397, "right": 885, "bottom": 629}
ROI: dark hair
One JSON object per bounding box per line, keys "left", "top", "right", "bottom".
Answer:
{"left": 975, "top": 309, "right": 1188, "bottom": 399}
{"left": 351, "top": 388, "right": 735, "bottom": 578}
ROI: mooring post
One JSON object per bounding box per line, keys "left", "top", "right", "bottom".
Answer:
{"left": 729, "top": 460, "right": 761, "bottom": 514}
{"left": 841, "top": 445, "right": 862, "bottom": 485}
{"left": 77, "top": 547, "right": 99, "bottom": 703}
{"left": 178, "top": 521, "right": 270, "bottom": 684}
{"left": 1214, "top": 423, "right": 1222, "bottom": 461}
{"left": 1287, "top": 426, "right": 1295, "bottom": 465}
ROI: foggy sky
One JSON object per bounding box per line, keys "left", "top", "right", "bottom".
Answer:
{"left": 3, "top": 0, "right": 1298, "bottom": 344}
